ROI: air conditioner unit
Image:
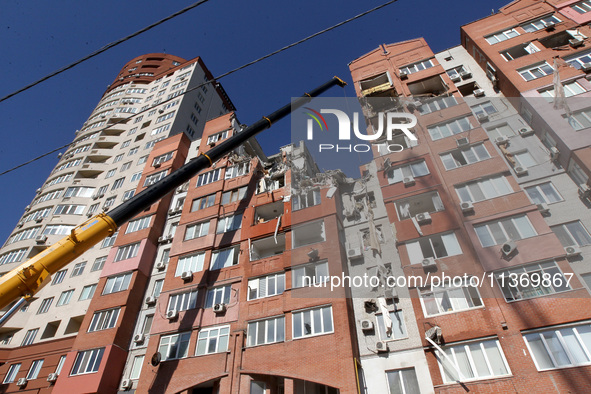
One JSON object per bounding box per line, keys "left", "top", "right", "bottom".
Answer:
{"left": 582, "top": 63, "right": 591, "bottom": 73}
{"left": 213, "top": 303, "right": 226, "bottom": 314}
{"left": 456, "top": 137, "right": 469, "bottom": 147}
{"left": 145, "top": 296, "right": 156, "bottom": 306}
{"left": 36, "top": 188, "right": 42, "bottom": 194}
{"left": 501, "top": 240, "right": 517, "bottom": 256}
{"left": 579, "top": 184, "right": 591, "bottom": 199}
{"left": 121, "top": 379, "right": 132, "bottom": 390}
{"left": 421, "top": 257, "right": 437, "bottom": 270}
{"left": 473, "top": 88, "right": 485, "bottom": 97}
{"left": 347, "top": 247, "right": 362, "bottom": 259}
{"left": 518, "top": 127, "right": 534, "bottom": 137}
{"left": 375, "top": 341, "right": 388, "bottom": 353}
{"left": 86, "top": 212, "right": 93, "bottom": 217}
{"left": 155, "top": 262, "right": 166, "bottom": 270}
{"left": 550, "top": 147, "right": 560, "bottom": 161}
{"left": 153, "top": 162, "right": 161, "bottom": 168}
{"left": 450, "top": 74, "right": 461, "bottom": 83}
{"left": 35, "top": 217, "right": 43, "bottom": 223}
{"left": 403, "top": 176, "right": 415, "bottom": 186}
{"left": 399, "top": 70, "right": 408, "bottom": 80}
{"left": 545, "top": 22, "right": 556, "bottom": 31}
{"left": 36, "top": 235, "right": 48, "bottom": 244}
{"left": 570, "top": 38, "right": 584, "bottom": 48}
{"left": 47, "top": 373, "right": 58, "bottom": 383}
{"left": 514, "top": 166, "right": 528, "bottom": 176}
{"left": 180, "top": 271, "right": 193, "bottom": 281}
{"left": 24, "top": 205, "right": 30, "bottom": 211}
{"left": 16, "top": 378, "right": 27, "bottom": 387}
{"left": 460, "top": 201, "right": 474, "bottom": 213}
{"left": 565, "top": 245, "right": 582, "bottom": 257}
{"left": 415, "top": 212, "right": 432, "bottom": 225}
{"left": 158, "top": 108, "right": 164, "bottom": 114}
{"left": 168, "top": 208, "right": 180, "bottom": 216}
{"left": 134, "top": 334, "right": 145, "bottom": 343}
{"left": 100, "top": 114, "right": 106, "bottom": 118}
{"left": 536, "top": 202, "right": 550, "bottom": 215}
{"left": 495, "top": 136, "right": 509, "bottom": 145}
{"left": 477, "top": 113, "right": 489, "bottom": 122}
{"left": 17, "top": 221, "right": 24, "bottom": 228}
{"left": 166, "top": 310, "right": 178, "bottom": 320}
{"left": 360, "top": 319, "right": 374, "bottom": 332}
{"left": 460, "top": 70, "right": 472, "bottom": 79}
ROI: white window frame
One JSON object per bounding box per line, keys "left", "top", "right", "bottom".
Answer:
{"left": 57, "top": 289, "right": 74, "bottom": 306}
{"left": 485, "top": 28, "right": 520, "bottom": 44}
{"left": 474, "top": 214, "right": 537, "bottom": 247}
{"left": 522, "top": 15, "right": 561, "bottom": 32}
{"left": 185, "top": 221, "right": 210, "bottom": 240}
{"left": 126, "top": 216, "right": 152, "bottom": 234}
{"left": 196, "top": 325, "right": 231, "bottom": 356}
{"left": 400, "top": 58, "right": 434, "bottom": 75}
{"left": 196, "top": 169, "right": 221, "bottom": 187}
{"left": 210, "top": 246, "right": 239, "bottom": 270}
{"left": 216, "top": 214, "right": 242, "bottom": 233}
{"left": 419, "top": 280, "right": 483, "bottom": 316}
{"left": 518, "top": 62, "right": 553, "bottom": 81}
{"left": 440, "top": 143, "right": 491, "bottom": 170}
{"left": 224, "top": 162, "right": 250, "bottom": 179}
{"left": 292, "top": 261, "right": 329, "bottom": 288}
{"left": 3, "top": 364, "right": 21, "bottom": 383}
{"left": 550, "top": 221, "right": 591, "bottom": 247}
{"left": 436, "top": 338, "right": 511, "bottom": 383}
{"left": 114, "top": 242, "right": 140, "bottom": 262}
{"left": 158, "top": 332, "right": 191, "bottom": 361}
{"left": 495, "top": 261, "right": 571, "bottom": 302}
{"left": 523, "top": 322, "right": 591, "bottom": 371}
{"left": 143, "top": 170, "right": 168, "bottom": 187}
{"left": 455, "top": 175, "right": 513, "bottom": 203}
{"left": 79, "top": 284, "right": 97, "bottom": 301}
{"left": 167, "top": 289, "right": 198, "bottom": 312}
{"left": 406, "top": 232, "right": 462, "bottom": 265}
{"left": 385, "top": 368, "right": 421, "bottom": 394}
{"left": 428, "top": 116, "right": 473, "bottom": 141}
{"left": 205, "top": 285, "right": 231, "bottom": 308}
{"left": 88, "top": 308, "right": 120, "bottom": 332}
{"left": 175, "top": 253, "right": 205, "bottom": 276}
{"left": 103, "top": 272, "right": 133, "bottom": 295}
{"left": 292, "top": 305, "right": 334, "bottom": 339}
{"left": 247, "top": 272, "right": 285, "bottom": 300}
{"left": 525, "top": 182, "right": 563, "bottom": 204}
{"left": 26, "top": 359, "right": 44, "bottom": 380}
{"left": 247, "top": 316, "right": 285, "bottom": 347}
{"left": 386, "top": 160, "right": 430, "bottom": 184}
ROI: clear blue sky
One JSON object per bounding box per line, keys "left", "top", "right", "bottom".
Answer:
{"left": 0, "top": 0, "right": 509, "bottom": 243}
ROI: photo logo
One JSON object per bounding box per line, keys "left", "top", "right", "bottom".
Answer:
{"left": 304, "top": 108, "right": 418, "bottom": 153}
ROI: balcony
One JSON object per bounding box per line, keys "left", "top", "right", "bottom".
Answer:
{"left": 360, "top": 72, "right": 397, "bottom": 98}
{"left": 250, "top": 234, "right": 286, "bottom": 261}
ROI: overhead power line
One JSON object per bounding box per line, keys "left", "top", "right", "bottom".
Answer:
{"left": 0, "top": 0, "right": 399, "bottom": 178}
{"left": 0, "top": 0, "right": 212, "bottom": 104}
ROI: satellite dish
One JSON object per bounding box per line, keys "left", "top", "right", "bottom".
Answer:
{"left": 150, "top": 352, "right": 161, "bottom": 367}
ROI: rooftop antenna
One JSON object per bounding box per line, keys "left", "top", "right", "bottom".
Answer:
{"left": 380, "top": 44, "right": 389, "bottom": 55}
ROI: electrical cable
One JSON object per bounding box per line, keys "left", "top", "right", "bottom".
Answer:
{"left": 0, "top": 0, "right": 212, "bottom": 104}
{"left": 0, "top": 0, "right": 399, "bottom": 178}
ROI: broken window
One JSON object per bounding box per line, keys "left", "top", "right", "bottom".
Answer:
{"left": 250, "top": 234, "right": 286, "bottom": 260}
{"left": 254, "top": 201, "right": 283, "bottom": 223}
{"left": 394, "top": 191, "right": 445, "bottom": 220}
{"left": 292, "top": 220, "right": 326, "bottom": 249}
{"left": 292, "top": 189, "right": 321, "bottom": 211}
